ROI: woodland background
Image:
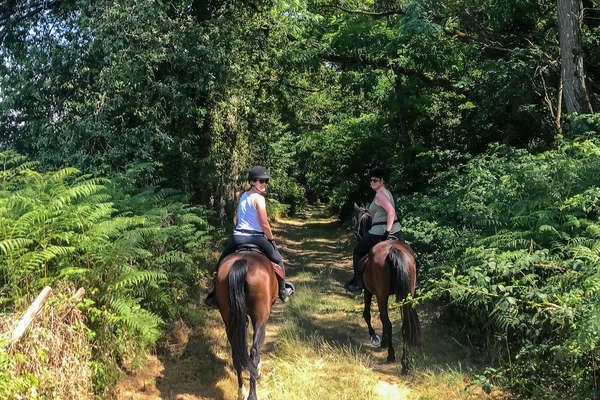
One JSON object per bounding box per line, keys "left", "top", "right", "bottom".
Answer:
{"left": 0, "top": 0, "right": 599, "bottom": 398}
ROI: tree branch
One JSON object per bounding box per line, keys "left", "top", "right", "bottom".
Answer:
{"left": 0, "top": 0, "right": 64, "bottom": 45}
{"left": 324, "top": 54, "right": 470, "bottom": 95}
{"left": 318, "top": 3, "right": 404, "bottom": 18}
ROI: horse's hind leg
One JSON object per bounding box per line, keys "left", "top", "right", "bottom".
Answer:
{"left": 363, "top": 289, "right": 380, "bottom": 346}
{"left": 377, "top": 296, "right": 395, "bottom": 362}
{"left": 248, "top": 321, "right": 266, "bottom": 400}
{"left": 236, "top": 367, "right": 247, "bottom": 400}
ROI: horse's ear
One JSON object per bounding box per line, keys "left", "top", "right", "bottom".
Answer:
{"left": 354, "top": 202, "right": 360, "bottom": 212}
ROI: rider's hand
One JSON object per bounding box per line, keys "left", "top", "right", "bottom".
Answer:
{"left": 382, "top": 230, "right": 390, "bottom": 240}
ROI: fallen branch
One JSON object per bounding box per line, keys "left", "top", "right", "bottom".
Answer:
{"left": 11, "top": 286, "right": 52, "bottom": 344}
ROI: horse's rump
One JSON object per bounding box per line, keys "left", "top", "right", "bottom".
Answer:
{"left": 216, "top": 252, "right": 278, "bottom": 315}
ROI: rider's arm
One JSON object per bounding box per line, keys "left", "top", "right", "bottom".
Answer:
{"left": 254, "top": 195, "right": 275, "bottom": 240}
{"left": 375, "top": 191, "right": 396, "bottom": 233}
{"left": 233, "top": 191, "right": 240, "bottom": 226}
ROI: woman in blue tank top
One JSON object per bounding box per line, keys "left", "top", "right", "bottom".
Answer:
{"left": 204, "top": 166, "right": 294, "bottom": 308}
{"left": 345, "top": 167, "right": 404, "bottom": 292}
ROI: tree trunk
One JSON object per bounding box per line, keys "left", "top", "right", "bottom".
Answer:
{"left": 557, "top": 0, "right": 594, "bottom": 114}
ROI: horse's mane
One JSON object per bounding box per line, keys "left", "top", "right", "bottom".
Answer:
{"left": 357, "top": 206, "right": 372, "bottom": 239}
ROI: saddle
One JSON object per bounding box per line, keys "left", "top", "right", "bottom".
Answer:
{"left": 234, "top": 244, "right": 284, "bottom": 280}
{"left": 356, "top": 236, "right": 402, "bottom": 274}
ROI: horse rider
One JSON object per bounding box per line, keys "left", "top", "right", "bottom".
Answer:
{"left": 344, "top": 167, "right": 404, "bottom": 292}
{"left": 205, "top": 166, "right": 295, "bottom": 308}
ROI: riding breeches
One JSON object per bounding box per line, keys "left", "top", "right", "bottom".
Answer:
{"left": 215, "top": 234, "right": 284, "bottom": 273}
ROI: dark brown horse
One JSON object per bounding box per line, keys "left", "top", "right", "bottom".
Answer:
{"left": 353, "top": 204, "right": 423, "bottom": 373}
{"left": 215, "top": 251, "right": 278, "bottom": 400}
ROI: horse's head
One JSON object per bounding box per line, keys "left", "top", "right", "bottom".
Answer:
{"left": 352, "top": 202, "right": 372, "bottom": 241}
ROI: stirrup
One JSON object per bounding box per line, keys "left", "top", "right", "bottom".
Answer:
{"left": 280, "top": 288, "right": 294, "bottom": 303}
{"left": 284, "top": 281, "right": 295, "bottom": 293}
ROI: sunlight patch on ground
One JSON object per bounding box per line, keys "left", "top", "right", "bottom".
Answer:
{"left": 302, "top": 237, "right": 339, "bottom": 244}
{"left": 276, "top": 217, "right": 338, "bottom": 226}
{"left": 374, "top": 380, "right": 411, "bottom": 399}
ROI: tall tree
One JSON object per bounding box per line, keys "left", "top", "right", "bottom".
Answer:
{"left": 557, "top": 0, "right": 594, "bottom": 113}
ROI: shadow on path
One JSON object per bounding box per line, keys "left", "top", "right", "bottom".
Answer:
{"left": 117, "top": 204, "right": 490, "bottom": 399}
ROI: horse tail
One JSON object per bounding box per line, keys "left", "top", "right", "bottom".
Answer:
{"left": 385, "top": 247, "right": 410, "bottom": 300}
{"left": 227, "top": 259, "right": 249, "bottom": 373}
{"left": 385, "top": 247, "right": 423, "bottom": 347}
{"left": 402, "top": 303, "right": 423, "bottom": 347}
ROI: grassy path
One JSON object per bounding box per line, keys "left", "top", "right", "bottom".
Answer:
{"left": 117, "top": 205, "right": 504, "bottom": 399}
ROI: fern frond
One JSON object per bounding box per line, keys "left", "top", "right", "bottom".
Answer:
{"left": 108, "top": 297, "right": 163, "bottom": 342}
{"left": 112, "top": 269, "right": 167, "bottom": 291}
{"left": 47, "top": 167, "right": 80, "bottom": 184}
{"left": 0, "top": 238, "right": 33, "bottom": 255}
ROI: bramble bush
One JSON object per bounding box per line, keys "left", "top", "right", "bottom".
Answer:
{"left": 401, "top": 118, "right": 600, "bottom": 399}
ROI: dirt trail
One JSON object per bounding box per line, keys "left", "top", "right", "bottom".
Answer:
{"left": 116, "top": 205, "right": 489, "bottom": 400}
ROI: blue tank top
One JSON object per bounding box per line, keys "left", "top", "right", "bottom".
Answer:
{"left": 234, "top": 192, "right": 264, "bottom": 235}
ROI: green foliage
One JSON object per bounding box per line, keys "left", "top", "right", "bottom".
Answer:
{"left": 0, "top": 341, "right": 38, "bottom": 399}
{"left": 1, "top": 1, "right": 599, "bottom": 397}
{"left": 0, "top": 152, "right": 216, "bottom": 396}
{"left": 404, "top": 133, "right": 600, "bottom": 398}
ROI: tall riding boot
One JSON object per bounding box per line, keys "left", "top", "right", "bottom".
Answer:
{"left": 344, "top": 260, "right": 363, "bottom": 292}
{"left": 345, "top": 272, "right": 363, "bottom": 292}
{"left": 276, "top": 276, "right": 294, "bottom": 303}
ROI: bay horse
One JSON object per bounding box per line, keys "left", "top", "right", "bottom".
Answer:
{"left": 215, "top": 250, "right": 279, "bottom": 400}
{"left": 352, "top": 203, "right": 423, "bottom": 373}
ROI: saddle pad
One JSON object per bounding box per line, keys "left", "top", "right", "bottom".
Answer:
{"left": 272, "top": 262, "right": 285, "bottom": 280}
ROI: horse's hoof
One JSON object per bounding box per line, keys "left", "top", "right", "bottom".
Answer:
{"left": 370, "top": 334, "right": 381, "bottom": 347}
{"left": 401, "top": 367, "right": 409, "bottom": 375}
{"left": 386, "top": 355, "right": 396, "bottom": 363}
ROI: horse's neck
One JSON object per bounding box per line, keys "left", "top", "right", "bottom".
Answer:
{"left": 360, "top": 212, "right": 372, "bottom": 235}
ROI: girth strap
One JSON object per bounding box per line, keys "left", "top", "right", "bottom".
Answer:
{"left": 371, "top": 220, "right": 399, "bottom": 226}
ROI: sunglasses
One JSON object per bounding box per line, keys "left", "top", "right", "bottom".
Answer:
{"left": 257, "top": 179, "right": 269, "bottom": 184}
{"left": 369, "top": 178, "right": 380, "bottom": 183}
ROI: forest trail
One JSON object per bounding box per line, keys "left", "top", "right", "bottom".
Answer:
{"left": 117, "top": 205, "right": 503, "bottom": 400}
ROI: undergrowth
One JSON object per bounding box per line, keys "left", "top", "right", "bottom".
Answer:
{"left": 0, "top": 153, "right": 217, "bottom": 398}
{"left": 403, "top": 118, "right": 600, "bottom": 399}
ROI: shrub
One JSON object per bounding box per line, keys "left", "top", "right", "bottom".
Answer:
{"left": 400, "top": 132, "right": 600, "bottom": 398}
{"left": 0, "top": 152, "right": 216, "bottom": 396}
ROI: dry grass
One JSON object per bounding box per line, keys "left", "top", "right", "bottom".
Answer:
{"left": 0, "top": 284, "right": 94, "bottom": 400}
{"left": 257, "top": 335, "right": 384, "bottom": 400}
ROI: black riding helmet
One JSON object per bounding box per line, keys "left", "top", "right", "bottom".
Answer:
{"left": 248, "top": 165, "right": 271, "bottom": 182}
{"left": 369, "top": 167, "right": 388, "bottom": 181}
